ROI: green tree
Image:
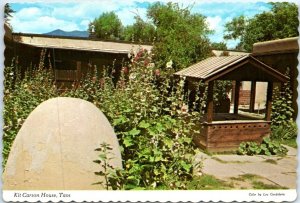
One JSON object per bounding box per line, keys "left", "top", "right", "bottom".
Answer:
{"left": 224, "top": 2, "right": 298, "bottom": 51}
{"left": 4, "top": 3, "right": 15, "bottom": 22}
{"left": 223, "top": 15, "right": 246, "bottom": 50}
{"left": 90, "top": 11, "right": 123, "bottom": 40}
{"left": 211, "top": 42, "right": 227, "bottom": 50}
{"left": 147, "top": 2, "right": 211, "bottom": 71}
{"left": 123, "top": 16, "right": 156, "bottom": 43}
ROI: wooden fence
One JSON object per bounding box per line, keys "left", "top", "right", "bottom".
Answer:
{"left": 54, "top": 61, "right": 82, "bottom": 82}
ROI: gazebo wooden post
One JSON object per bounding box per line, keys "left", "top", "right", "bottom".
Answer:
{"left": 206, "top": 81, "right": 214, "bottom": 123}
{"left": 265, "top": 81, "right": 273, "bottom": 121}
{"left": 249, "top": 81, "right": 256, "bottom": 112}
{"left": 234, "top": 80, "right": 241, "bottom": 114}
{"left": 76, "top": 61, "right": 82, "bottom": 85}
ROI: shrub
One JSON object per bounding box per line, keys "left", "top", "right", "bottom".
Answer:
{"left": 147, "top": 2, "right": 211, "bottom": 71}
{"left": 3, "top": 52, "right": 57, "bottom": 166}
{"left": 93, "top": 143, "right": 117, "bottom": 190}
{"left": 100, "top": 49, "right": 205, "bottom": 189}
{"left": 271, "top": 120, "right": 297, "bottom": 140}
{"left": 213, "top": 80, "right": 232, "bottom": 112}
{"left": 271, "top": 69, "right": 294, "bottom": 127}
{"left": 85, "top": 49, "right": 204, "bottom": 189}
{"left": 269, "top": 68, "right": 297, "bottom": 144}
{"left": 237, "top": 137, "right": 287, "bottom": 156}
{"left": 4, "top": 48, "right": 205, "bottom": 189}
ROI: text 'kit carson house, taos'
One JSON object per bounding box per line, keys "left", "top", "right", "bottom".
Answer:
{"left": 5, "top": 24, "right": 298, "bottom": 152}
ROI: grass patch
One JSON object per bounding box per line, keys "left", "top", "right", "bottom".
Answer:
{"left": 200, "top": 148, "right": 236, "bottom": 156}
{"left": 187, "top": 175, "right": 233, "bottom": 190}
{"left": 210, "top": 150, "right": 237, "bottom": 155}
{"left": 240, "top": 173, "right": 261, "bottom": 181}
{"left": 280, "top": 139, "right": 297, "bottom": 148}
{"left": 211, "top": 157, "right": 250, "bottom": 164}
{"left": 252, "top": 181, "right": 287, "bottom": 189}
{"left": 211, "top": 157, "right": 227, "bottom": 163}
{"left": 264, "top": 159, "right": 278, "bottom": 165}
{"left": 272, "top": 138, "right": 297, "bottom": 148}
{"left": 233, "top": 174, "right": 287, "bottom": 189}
{"left": 200, "top": 149, "right": 213, "bottom": 156}
{"left": 230, "top": 177, "right": 245, "bottom": 182}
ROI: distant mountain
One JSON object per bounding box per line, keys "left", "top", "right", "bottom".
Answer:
{"left": 44, "top": 29, "right": 89, "bottom": 38}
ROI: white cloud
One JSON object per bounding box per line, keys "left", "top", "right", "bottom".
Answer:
{"left": 116, "top": 9, "right": 136, "bottom": 26}
{"left": 11, "top": 15, "right": 80, "bottom": 33}
{"left": 206, "top": 16, "right": 227, "bottom": 44}
{"left": 51, "top": 1, "right": 137, "bottom": 20}
{"left": 224, "top": 16, "right": 234, "bottom": 23}
{"left": 9, "top": 0, "right": 278, "bottom": 47}
{"left": 15, "top": 7, "right": 43, "bottom": 20}
{"left": 80, "top": 19, "right": 91, "bottom": 29}
{"left": 116, "top": 7, "right": 148, "bottom": 26}
{"left": 206, "top": 16, "right": 222, "bottom": 31}
{"left": 39, "top": 16, "right": 79, "bottom": 31}
{"left": 226, "top": 39, "right": 239, "bottom": 49}
{"left": 257, "top": 5, "right": 271, "bottom": 12}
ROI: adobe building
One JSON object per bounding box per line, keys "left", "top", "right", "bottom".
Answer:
{"left": 4, "top": 23, "right": 14, "bottom": 67}
{"left": 212, "top": 38, "right": 299, "bottom": 119}
{"left": 252, "top": 37, "right": 299, "bottom": 119}
{"left": 4, "top": 27, "right": 152, "bottom": 88}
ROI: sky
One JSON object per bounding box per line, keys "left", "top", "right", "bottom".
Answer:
{"left": 8, "top": 0, "right": 275, "bottom": 49}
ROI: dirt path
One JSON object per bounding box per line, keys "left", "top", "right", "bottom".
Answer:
{"left": 194, "top": 145, "right": 297, "bottom": 189}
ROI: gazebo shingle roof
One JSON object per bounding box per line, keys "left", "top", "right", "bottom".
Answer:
{"left": 175, "top": 55, "right": 248, "bottom": 79}
{"left": 174, "top": 55, "right": 288, "bottom": 83}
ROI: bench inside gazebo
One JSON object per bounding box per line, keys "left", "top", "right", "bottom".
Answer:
{"left": 175, "top": 55, "right": 288, "bottom": 152}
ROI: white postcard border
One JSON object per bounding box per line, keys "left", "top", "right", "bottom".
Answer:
{"left": 2, "top": 190, "right": 297, "bottom": 202}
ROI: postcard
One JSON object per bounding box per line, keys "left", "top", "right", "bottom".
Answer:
{"left": 2, "top": 0, "right": 298, "bottom": 202}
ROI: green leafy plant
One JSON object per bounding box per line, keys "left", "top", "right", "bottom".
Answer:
{"left": 93, "top": 143, "right": 119, "bottom": 190}
{"left": 4, "top": 43, "right": 209, "bottom": 189}
{"left": 186, "top": 175, "right": 233, "bottom": 190}
{"left": 237, "top": 137, "right": 287, "bottom": 156}
{"left": 252, "top": 181, "right": 287, "bottom": 189}
{"left": 269, "top": 68, "right": 297, "bottom": 146}
{"left": 96, "top": 49, "right": 204, "bottom": 189}
{"left": 123, "top": 16, "right": 156, "bottom": 43}
{"left": 271, "top": 68, "right": 294, "bottom": 127}
{"left": 147, "top": 2, "right": 211, "bottom": 71}
{"left": 89, "top": 11, "right": 123, "bottom": 40}
{"left": 3, "top": 50, "right": 57, "bottom": 166}
{"left": 224, "top": 2, "right": 298, "bottom": 51}
{"left": 271, "top": 120, "right": 297, "bottom": 141}
{"left": 213, "top": 80, "right": 232, "bottom": 112}
{"left": 238, "top": 142, "right": 261, "bottom": 155}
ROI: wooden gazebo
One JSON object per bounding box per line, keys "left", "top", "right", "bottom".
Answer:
{"left": 175, "top": 55, "right": 288, "bottom": 152}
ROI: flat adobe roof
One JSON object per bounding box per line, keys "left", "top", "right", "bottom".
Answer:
{"left": 252, "top": 37, "right": 298, "bottom": 55}
{"left": 12, "top": 33, "right": 153, "bottom": 54}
